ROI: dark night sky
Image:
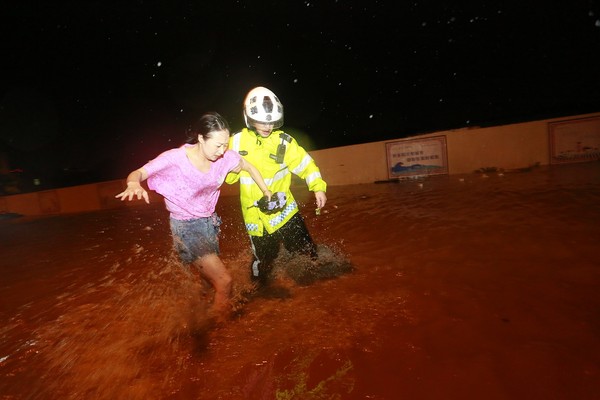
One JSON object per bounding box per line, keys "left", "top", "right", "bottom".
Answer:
{"left": 1, "top": 1, "right": 600, "bottom": 190}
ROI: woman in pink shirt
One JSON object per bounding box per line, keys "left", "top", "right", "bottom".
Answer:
{"left": 116, "top": 112, "right": 271, "bottom": 322}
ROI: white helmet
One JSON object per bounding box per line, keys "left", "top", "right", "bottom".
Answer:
{"left": 243, "top": 86, "right": 284, "bottom": 129}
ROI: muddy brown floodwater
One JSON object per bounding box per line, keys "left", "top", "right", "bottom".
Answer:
{"left": 1, "top": 162, "right": 600, "bottom": 400}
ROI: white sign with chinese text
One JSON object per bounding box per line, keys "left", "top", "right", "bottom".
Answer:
{"left": 549, "top": 117, "right": 600, "bottom": 164}
{"left": 385, "top": 136, "right": 448, "bottom": 179}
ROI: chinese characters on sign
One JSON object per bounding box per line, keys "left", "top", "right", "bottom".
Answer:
{"left": 549, "top": 117, "right": 600, "bottom": 164}
{"left": 385, "top": 136, "right": 448, "bottom": 180}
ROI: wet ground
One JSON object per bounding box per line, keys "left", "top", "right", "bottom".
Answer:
{"left": 1, "top": 162, "right": 599, "bottom": 399}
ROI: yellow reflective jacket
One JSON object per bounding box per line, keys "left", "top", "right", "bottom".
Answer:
{"left": 225, "top": 128, "right": 327, "bottom": 236}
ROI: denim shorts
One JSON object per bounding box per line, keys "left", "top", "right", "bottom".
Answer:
{"left": 169, "top": 213, "right": 222, "bottom": 264}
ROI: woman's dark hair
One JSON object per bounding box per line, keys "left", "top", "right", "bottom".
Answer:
{"left": 185, "top": 112, "right": 230, "bottom": 144}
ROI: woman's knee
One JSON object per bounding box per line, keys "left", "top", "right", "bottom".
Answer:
{"left": 219, "top": 271, "right": 232, "bottom": 289}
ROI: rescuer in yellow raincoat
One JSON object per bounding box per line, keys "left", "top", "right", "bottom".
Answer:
{"left": 226, "top": 86, "right": 327, "bottom": 284}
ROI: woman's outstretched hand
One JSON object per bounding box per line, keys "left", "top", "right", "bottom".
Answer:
{"left": 115, "top": 182, "right": 150, "bottom": 204}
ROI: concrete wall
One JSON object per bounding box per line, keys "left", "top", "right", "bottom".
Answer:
{"left": 309, "top": 112, "right": 589, "bottom": 186}
{"left": 2, "top": 111, "right": 599, "bottom": 216}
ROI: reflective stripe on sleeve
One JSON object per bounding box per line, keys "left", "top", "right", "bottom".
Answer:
{"left": 291, "top": 154, "right": 313, "bottom": 175}
{"left": 305, "top": 171, "right": 323, "bottom": 185}
{"left": 231, "top": 133, "right": 241, "bottom": 152}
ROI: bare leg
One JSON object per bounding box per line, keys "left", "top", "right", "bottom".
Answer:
{"left": 193, "top": 254, "right": 232, "bottom": 319}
